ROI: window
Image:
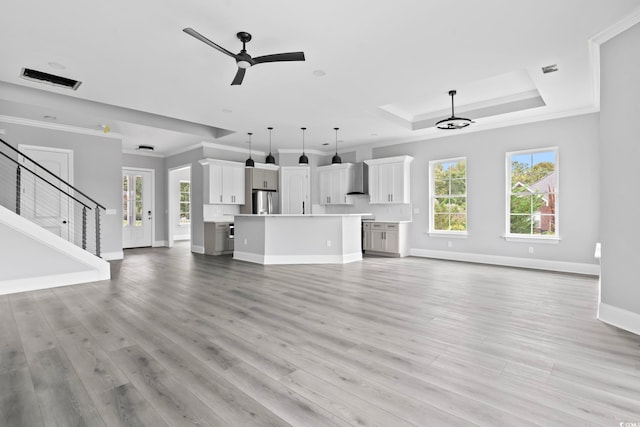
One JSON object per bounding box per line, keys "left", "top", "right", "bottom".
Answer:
{"left": 506, "top": 148, "right": 557, "bottom": 238}
{"left": 179, "top": 180, "right": 191, "bottom": 225}
{"left": 429, "top": 157, "right": 467, "bottom": 233}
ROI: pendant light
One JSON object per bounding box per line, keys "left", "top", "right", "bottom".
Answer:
{"left": 265, "top": 127, "right": 276, "bottom": 164}
{"left": 245, "top": 132, "right": 255, "bottom": 167}
{"left": 435, "top": 90, "right": 474, "bottom": 130}
{"left": 298, "top": 127, "right": 309, "bottom": 165}
{"left": 331, "top": 127, "right": 342, "bottom": 164}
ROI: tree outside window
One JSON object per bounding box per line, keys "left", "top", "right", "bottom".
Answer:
{"left": 430, "top": 158, "right": 467, "bottom": 233}
{"left": 507, "top": 148, "right": 557, "bottom": 236}
{"left": 179, "top": 180, "right": 191, "bottom": 225}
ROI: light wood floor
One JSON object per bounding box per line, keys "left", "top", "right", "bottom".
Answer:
{"left": 2, "top": 243, "right": 640, "bottom": 426}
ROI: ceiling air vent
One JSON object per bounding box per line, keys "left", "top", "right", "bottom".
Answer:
{"left": 20, "top": 67, "right": 82, "bottom": 90}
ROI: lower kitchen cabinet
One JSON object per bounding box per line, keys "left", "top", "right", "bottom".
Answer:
{"left": 363, "top": 222, "right": 410, "bottom": 257}
{"left": 204, "top": 222, "right": 234, "bottom": 255}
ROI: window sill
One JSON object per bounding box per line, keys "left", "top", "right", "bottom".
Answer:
{"left": 503, "top": 235, "right": 560, "bottom": 244}
{"left": 428, "top": 231, "right": 468, "bottom": 239}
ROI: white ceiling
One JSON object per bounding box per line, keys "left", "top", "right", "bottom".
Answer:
{"left": 1, "top": 0, "right": 639, "bottom": 156}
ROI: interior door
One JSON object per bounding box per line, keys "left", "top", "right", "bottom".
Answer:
{"left": 18, "top": 145, "right": 72, "bottom": 240}
{"left": 122, "top": 169, "right": 153, "bottom": 248}
{"left": 280, "top": 167, "right": 310, "bottom": 214}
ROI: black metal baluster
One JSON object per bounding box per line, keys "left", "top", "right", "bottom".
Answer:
{"left": 95, "top": 205, "right": 101, "bottom": 257}
{"left": 15, "top": 166, "right": 21, "bottom": 215}
{"left": 82, "top": 206, "right": 87, "bottom": 250}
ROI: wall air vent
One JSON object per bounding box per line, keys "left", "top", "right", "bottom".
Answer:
{"left": 136, "top": 145, "right": 155, "bottom": 151}
{"left": 20, "top": 67, "right": 82, "bottom": 90}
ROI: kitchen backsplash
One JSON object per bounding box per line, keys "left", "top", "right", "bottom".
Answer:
{"left": 320, "top": 195, "right": 412, "bottom": 221}
{"left": 203, "top": 204, "right": 240, "bottom": 220}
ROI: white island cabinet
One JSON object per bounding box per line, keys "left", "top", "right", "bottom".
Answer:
{"left": 233, "top": 214, "right": 369, "bottom": 265}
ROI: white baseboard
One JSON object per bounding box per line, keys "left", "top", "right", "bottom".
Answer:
{"left": 598, "top": 303, "right": 640, "bottom": 336}
{"left": 173, "top": 235, "right": 191, "bottom": 241}
{"left": 234, "top": 251, "right": 362, "bottom": 265}
{"left": 0, "top": 270, "right": 106, "bottom": 296}
{"left": 102, "top": 251, "right": 124, "bottom": 261}
{"left": 191, "top": 245, "right": 205, "bottom": 254}
{"left": 409, "top": 248, "right": 600, "bottom": 275}
{"left": 153, "top": 240, "right": 168, "bottom": 247}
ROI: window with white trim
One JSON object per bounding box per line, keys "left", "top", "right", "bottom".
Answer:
{"left": 506, "top": 148, "right": 558, "bottom": 237}
{"left": 429, "top": 157, "right": 467, "bottom": 233}
{"left": 179, "top": 180, "right": 191, "bottom": 225}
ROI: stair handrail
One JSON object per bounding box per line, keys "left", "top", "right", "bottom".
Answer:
{"left": 0, "top": 137, "right": 105, "bottom": 210}
{"left": 0, "top": 150, "right": 92, "bottom": 210}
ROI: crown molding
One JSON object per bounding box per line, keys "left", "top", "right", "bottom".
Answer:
{"left": 122, "top": 148, "right": 165, "bottom": 158}
{"left": 277, "top": 148, "right": 330, "bottom": 156}
{"left": 0, "top": 115, "right": 123, "bottom": 139}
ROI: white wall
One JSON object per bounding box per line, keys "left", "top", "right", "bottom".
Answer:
{"left": 371, "top": 113, "right": 601, "bottom": 270}
{"left": 599, "top": 21, "right": 640, "bottom": 329}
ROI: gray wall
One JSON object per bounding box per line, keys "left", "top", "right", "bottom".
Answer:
{"left": 599, "top": 22, "right": 640, "bottom": 314}
{"left": 1, "top": 122, "right": 123, "bottom": 255}
{"left": 122, "top": 153, "right": 167, "bottom": 244}
{"left": 373, "top": 113, "right": 600, "bottom": 266}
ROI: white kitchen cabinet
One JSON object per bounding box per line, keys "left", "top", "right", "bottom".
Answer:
{"left": 362, "top": 221, "right": 410, "bottom": 257}
{"left": 199, "top": 159, "right": 245, "bottom": 205}
{"left": 317, "top": 163, "right": 354, "bottom": 205}
{"left": 365, "top": 156, "right": 413, "bottom": 204}
{"left": 280, "top": 166, "right": 310, "bottom": 214}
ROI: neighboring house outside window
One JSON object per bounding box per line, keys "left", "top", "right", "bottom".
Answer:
{"left": 506, "top": 148, "right": 558, "bottom": 238}
{"left": 429, "top": 157, "right": 467, "bottom": 234}
{"left": 179, "top": 180, "right": 191, "bottom": 225}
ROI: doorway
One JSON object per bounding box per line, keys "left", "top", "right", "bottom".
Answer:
{"left": 168, "top": 164, "right": 192, "bottom": 248}
{"left": 18, "top": 145, "right": 73, "bottom": 241}
{"left": 122, "top": 167, "right": 154, "bottom": 248}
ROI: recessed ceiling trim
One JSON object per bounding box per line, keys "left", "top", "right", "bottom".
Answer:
{"left": 0, "top": 114, "right": 122, "bottom": 139}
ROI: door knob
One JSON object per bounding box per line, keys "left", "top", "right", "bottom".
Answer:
{"left": 62, "top": 220, "right": 67, "bottom": 224}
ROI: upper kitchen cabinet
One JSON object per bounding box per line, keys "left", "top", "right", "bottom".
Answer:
{"left": 365, "top": 156, "right": 413, "bottom": 204}
{"left": 199, "top": 159, "right": 245, "bottom": 205}
{"left": 248, "top": 165, "right": 278, "bottom": 191}
{"left": 318, "top": 163, "right": 354, "bottom": 205}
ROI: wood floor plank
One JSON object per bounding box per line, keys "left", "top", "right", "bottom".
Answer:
{"left": 5, "top": 243, "right": 640, "bottom": 425}
{"left": 0, "top": 368, "right": 45, "bottom": 427}
{"left": 29, "top": 347, "right": 105, "bottom": 427}
{"left": 108, "top": 345, "right": 230, "bottom": 427}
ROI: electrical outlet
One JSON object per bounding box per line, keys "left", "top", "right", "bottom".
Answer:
{"left": 326, "top": 240, "right": 332, "bottom": 247}
{"left": 413, "top": 207, "right": 420, "bottom": 214}
{"left": 447, "top": 241, "right": 453, "bottom": 248}
{"left": 528, "top": 246, "right": 534, "bottom": 254}
{"left": 244, "top": 238, "right": 248, "bottom": 245}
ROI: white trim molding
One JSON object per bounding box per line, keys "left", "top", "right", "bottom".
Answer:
{"left": 0, "top": 115, "right": 122, "bottom": 139}
{"left": 102, "top": 251, "right": 124, "bottom": 261}
{"left": 0, "top": 271, "right": 106, "bottom": 296}
{"left": 598, "top": 303, "right": 640, "bottom": 336}
{"left": 234, "top": 251, "right": 362, "bottom": 265}
{"left": 191, "top": 244, "right": 205, "bottom": 254}
{"left": 410, "top": 248, "right": 600, "bottom": 276}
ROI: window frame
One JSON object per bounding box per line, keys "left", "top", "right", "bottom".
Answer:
{"left": 179, "top": 180, "right": 191, "bottom": 226}
{"left": 428, "top": 156, "right": 468, "bottom": 236}
{"left": 504, "top": 147, "right": 560, "bottom": 242}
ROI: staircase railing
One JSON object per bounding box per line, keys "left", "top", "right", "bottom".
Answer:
{"left": 0, "top": 137, "right": 105, "bottom": 257}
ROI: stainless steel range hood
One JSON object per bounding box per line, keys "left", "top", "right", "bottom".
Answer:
{"left": 348, "top": 162, "right": 368, "bottom": 195}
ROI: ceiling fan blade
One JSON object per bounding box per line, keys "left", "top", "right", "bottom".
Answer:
{"left": 253, "top": 52, "right": 306, "bottom": 65}
{"left": 231, "top": 68, "right": 246, "bottom": 85}
{"left": 183, "top": 28, "right": 238, "bottom": 59}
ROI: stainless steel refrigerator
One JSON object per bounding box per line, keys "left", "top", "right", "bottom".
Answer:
{"left": 252, "top": 190, "right": 278, "bottom": 214}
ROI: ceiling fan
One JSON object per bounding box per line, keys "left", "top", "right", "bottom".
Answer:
{"left": 183, "top": 28, "right": 306, "bottom": 86}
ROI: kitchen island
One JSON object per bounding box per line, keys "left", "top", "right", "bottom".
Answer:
{"left": 233, "top": 214, "right": 369, "bottom": 265}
